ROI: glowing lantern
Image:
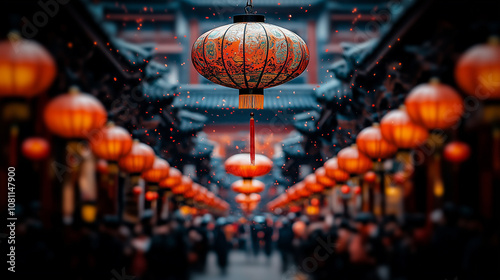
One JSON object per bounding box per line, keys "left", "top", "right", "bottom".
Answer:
{"left": 118, "top": 140, "right": 155, "bottom": 174}
{"left": 337, "top": 144, "right": 373, "bottom": 175}
{"left": 225, "top": 153, "right": 273, "bottom": 178}
{"left": 159, "top": 168, "right": 182, "bottom": 190}
{"left": 141, "top": 157, "right": 170, "bottom": 187}
{"left": 145, "top": 191, "right": 159, "bottom": 201}
{"left": 235, "top": 193, "right": 261, "bottom": 204}
{"left": 305, "top": 205, "right": 320, "bottom": 216}
{"left": 0, "top": 32, "right": 56, "bottom": 98}
{"left": 443, "top": 141, "right": 471, "bottom": 163}
{"left": 324, "top": 157, "right": 350, "bottom": 183}
{"left": 405, "top": 79, "right": 464, "bottom": 129}
{"left": 310, "top": 198, "right": 320, "bottom": 207}
{"left": 21, "top": 137, "right": 50, "bottom": 160}
{"left": 132, "top": 186, "right": 142, "bottom": 196}
{"left": 191, "top": 14, "right": 309, "bottom": 109}
{"left": 81, "top": 203, "right": 97, "bottom": 223}
{"left": 393, "top": 172, "right": 407, "bottom": 185}
{"left": 340, "top": 185, "right": 351, "bottom": 194}
{"left": 231, "top": 179, "right": 265, "bottom": 194}
{"left": 380, "top": 106, "right": 429, "bottom": 149}
{"left": 304, "top": 174, "right": 324, "bottom": 193}
{"left": 90, "top": 122, "right": 132, "bottom": 162}
{"left": 363, "top": 171, "right": 377, "bottom": 184}
{"left": 292, "top": 221, "right": 306, "bottom": 237}
{"left": 184, "top": 183, "right": 200, "bottom": 199}
{"left": 315, "top": 167, "right": 336, "bottom": 188}
{"left": 44, "top": 87, "right": 107, "bottom": 139}
{"left": 353, "top": 186, "right": 362, "bottom": 195}
{"left": 172, "top": 176, "right": 193, "bottom": 196}
{"left": 455, "top": 36, "right": 500, "bottom": 100}
{"left": 96, "top": 159, "right": 109, "bottom": 174}
{"left": 194, "top": 187, "right": 208, "bottom": 205}
{"left": 296, "top": 182, "right": 311, "bottom": 198}
{"left": 287, "top": 186, "right": 300, "bottom": 202}
{"left": 356, "top": 123, "right": 397, "bottom": 160}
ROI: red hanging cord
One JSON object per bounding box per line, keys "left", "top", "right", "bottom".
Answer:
{"left": 250, "top": 112, "right": 255, "bottom": 165}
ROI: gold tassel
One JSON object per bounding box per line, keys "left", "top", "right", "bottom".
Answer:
{"left": 239, "top": 94, "right": 264, "bottom": 109}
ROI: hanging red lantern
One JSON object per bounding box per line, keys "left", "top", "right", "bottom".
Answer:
{"left": 363, "top": 171, "right": 377, "bottom": 184}
{"left": 443, "top": 141, "right": 471, "bottom": 163}
{"left": 90, "top": 122, "right": 133, "bottom": 162}
{"left": 0, "top": 32, "right": 56, "bottom": 99}
{"left": 353, "top": 186, "right": 362, "bottom": 195}
{"left": 184, "top": 183, "right": 200, "bottom": 199}
{"left": 141, "top": 157, "right": 170, "bottom": 184}
{"left": 225, "top": 153, "right": 273, "bottom": 178}
{"left": 315, "top": 167, "right": 336, "bottom": 188}
{"left": 405, "top": 78, "right": 464, "bottom": 129}
{"left": 192, "top": 12, "right": 309, "bottom": 109}
{"left": 159, "top": 167, "right": 182, "bottom": 190}
{"left": 235, "top": 193, "right": 261, "bottom": 204}
{"left": 337, "top": 144, "right": 373, "bottom": 175}
{"left": 380, "top": 106, "right": 429, "bottom": 149}
{"left": 393, "top": 172, "right": 407, "bottom": 185}
{"left": 44, "top": 87, "right": 107, "bottom": 139}
{"left": 310, "top": 198, "right": 320, "bottom": 207}
{"left": 356, "top": 123, "right": 397, "bottom": 160}
{"left": 21, "top": 137, "right": 50, "bottom": 160}
{"left": 172, "top": 176, "right": 193, "bottom": 195}
{"left": 145, "top": 191, "right": 159, "bottom": 201}
{"left": 296, "top": 182, "right": 311, "bottom": 198}
{"left": 340, "top": 185, "right": 351, "bottom": 194}
{"left": 304, "top": 174, "right": 324, "bottom": 193}
{"left": 231, "top": 179, "right": 265, "bottom": 194}
{"left": 96, "top": 159, "right": 109, "bottom": 174}
{"left": 118, "top": 140, "right": 155, "bottom": 174}
{"left": 323, "top": 157, "right": 350, "bottom": 183}
{"left": 455, "top": 36, "right": 500, "bottom": 100}
{"left": 287, "top": 186, "right": 300, "bottom": 202}
{"left": 194, "top": 187, "right": 208, "bottom": 204}
{"left": 132, "top": 185, "right": 142, "bottom": 196}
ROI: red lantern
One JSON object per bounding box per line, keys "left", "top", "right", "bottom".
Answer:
{"left": 443, "top": 141, "right": 471, "bottom": 163}
{"left": 231, "top": 179, "right": 265, "bottom": 194}
{"left": 118, "top": 140, "right": 155, "bottom": 174}
{"left": 132, "top": 186, "right": 142, "bottom": 196}
{"left": 235, "top": 193, "right": 261, "bottom": 204}
{"left": 455, "top": 36, "right": 500, "bottom": 100}
{"left": 310, "top": 198, "right": 320, "bottom": 207}
{"left": 315, "top": 167, "right": 336, "bottom": 188}
{"left": 304, "top": 174, "right": 324, "bottom": 193}
{"left": 21, "top": 137, "right": 50, "bottom": 160}
{"left": 337, "top": 144, "right": 373, "bottom": 175}
{"left": 0, "top": 32, "right": 56, "bottom": 98}
{"left": 340, "top": 185, "right": 351, "bottom": 194}
{"left": 363, "top": 171, "right": 377, "bottom": 184}
{"left": 353, "top": 186, "right": 362, "bottom": 195}
{"left": 90, "top": 122, "right": 133, "bottom": 162}
{"left": 393, "top": 172, "right": 407, "bottom": 185}
{"left": 356, "top": 123, "right": 397, "bottom": 160}
{"left": 159, "top": 168, "right": 182, "bottom": 189}
{"left": 192, "top": 14, "right": 309, "bottom": 109}
{"left": 225, "top": 153, "right": 273, "bottom": 178}
{"left": 380, "top": 106, "right": 429, "bottom": 149}
{"left": 292, "top": 221, "right": 306, "bottom": 237}
{"left": 296, "top": 182, "right": 311, "bottom": 198}
{"left": 145, "top": 191, "right": 159, "bottom": 201}
{"left": 287, "top": 186, "right": 300, "bottom": 202}
{"left": 405, "top": 79, "right": 464, "bottom": 129}
{"left": 172, "top": 176, "right": 193, "bottom": 195}
{"left": 141, "top": 157, "right": 170, "bottom": 184}
{"left": 96, "top": 159, "right": 109, "bottom": 174}
{"left": 194, "top": 187, "right": 208, "bottom": 204}
{"left": 323, "top": 157, "right": 350, "bottom": 183}
{"left": 44, "top": 87, "right": 107, "bottom": 139}
{"left": 184, "top": 183, "right": 200, "bottom": 199}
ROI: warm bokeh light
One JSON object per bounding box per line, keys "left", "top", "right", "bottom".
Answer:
{"left": 443, "top": 141, "right": 471, "bottom": 163}
{"left": 21, "top": 137, "right": 50, "bottom": 160}
{"left": 231, "top": 179, "right": 265, "bottom": 194}
{"left": 159, "top": 167, "right": 182, "bottom": 189}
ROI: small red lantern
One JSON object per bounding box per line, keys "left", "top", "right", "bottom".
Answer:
{"left": 296, "top": 182, "right": 312, "bottom": 198}
{"left": 304, "top": 174, "right": 324, "bottom": 193}
{"left": 21, "top": 137, "right": 50, "bottom": 160}
{"left": 287, "top": 186, "right": 300, "bottom": 202}
{"left": 393, "top": 172, "right": 407, "bottom": 185}
{"left": 315, "top": 167, "right": 336, "bottom": 188}
{"left": 443, "top": 141, "right": 471, "bottom": 163}
{"left": 225, "top": 153, "right": 273, "bottom": 178}
{"left": 141, "top": 157, "right": 170, "bottom": 184}
{"left": 363, "top": 171, "right": 377, "bottom": 184}
{"left": 132, "top": 186, "right": 142, "bottom": 196}
{"left": 159, "top": 167, "right": 183, "bottom": 189}
{"left": 90, "top": 122, "right": 133, "bottom": 162}
{"left": 145, "top": 191, "right": 159, "bottom": 201}
{"left": 172, "top": 176, "right": 193, "bottom": 195}
{"left": 380, "top": 106, "right": 429, "bottom": 149}
{"left": 353, "top": 186, "right": 362, "bottom": 195}
{"left": 323, "top": 157, "right": 350, "bottom": 183}
{"left": 231, "top": 179, "right": 265, "bottom": 194}
{"left": 340, "top": 185, "right": 351, "bottom": 194}
{"left": 337, "top": 144, "right": 373, "bottom": 175}
{"left": 310, "top": 198, "right": 320, "bottom": 207}
{"left": 118, "top": 140, "right": 155, "bottom": 174}
{"left": 96, "top": 159, "right": 109, "bottom": 174}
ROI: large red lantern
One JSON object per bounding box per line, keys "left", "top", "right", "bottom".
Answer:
{"left": 315, "top": 167, "right": 336, "bottom": 188}
{"left": 323, "top": 157, "right": 350, "bottom": 183}
{"left": 225, "top": 153, "right": 273, "bottom": 178}
{"left": 141, "top": 157, "right": 170, "bottom": 185}
{"left": 405, "top": 79, "right": 464, "bottom": 129}
{"left": 356, "top": 123, "right": 397, "bottom": 160}
{"left": 90, "top": 122, "right": 133, "bottom": 162}
{"left": 159, "top": 168, "right": 182, "bottom": 190}
{"left": 304, "top": 174, "right": 324, "bottom": 193}
{"left": 455, "top": 36, "right": 500, "bottom": 100}
{"left": 380, "top": 106, "right": 429, "bottom": 149}
{"left": 44, "top": 87, "right": 107, "bottom": 139}
{"left": 443, "top": 141, "right": 471, "bottom": 163}
{"left": 21, "top": 137, "right": 50, "bottom": 160}
{"left": 231, "top": 179, "right": 265, "bottom": 194}
{"left": 192, "top": 14, "right": 309, "bottom": 109}
{"left": 0, "top": 32, "right": 56, "bottom": 98}
{"left": 118, "top": 140, "right": 155, "bottom": 174}
{"left": 337, "top": 145, "right": 373, "bottom": 175}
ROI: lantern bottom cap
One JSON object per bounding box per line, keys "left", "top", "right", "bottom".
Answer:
{"left": 239, "top": 89, "right": 264, "bottom": 109}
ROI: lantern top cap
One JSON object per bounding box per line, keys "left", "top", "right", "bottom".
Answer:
{"left": 488, "top": 35, "right": 500, "bottom": 45}
{"left": 233, "top": 14, "right": 265, "bottom": 23}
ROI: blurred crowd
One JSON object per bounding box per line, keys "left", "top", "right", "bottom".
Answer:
{"left": 9, "top": 202, "right": 500, "bottom": 280}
